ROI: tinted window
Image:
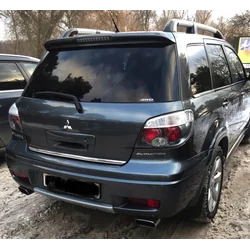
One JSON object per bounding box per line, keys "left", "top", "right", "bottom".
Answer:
{"left": 0, "top": 63, "right": 27, "bottom": 91}
{"left": 22, "top": 62, "right": 38, "bottom": 75}
{"left": 24, "top": 45, "right": 177, "bottom": 103}
{"left": 206, "top": 44, "right": 231, "bottom": 88}
{"left": 187, "top": 45, "right": 212, "bottom": 95}
{"left": 224, "top": 46, "right": 245, "bottom": 83}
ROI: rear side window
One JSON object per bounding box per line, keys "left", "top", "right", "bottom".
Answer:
{"left": 0, "top": 62, "right": 27, "bottom": 91}
{"left": 21, "top": 62, "right": 38, "bottom": 75}
{"left": 24, "top": 45, "right": 177, "bottom": 103}
{"left": 224, "top": 46, "right": 245, "bottom": 83}
{"left": 206, "top": 44, "right": 231, "bottom": 89}
{"left": 187, "top": 45, "right": 212, "bottom": 95}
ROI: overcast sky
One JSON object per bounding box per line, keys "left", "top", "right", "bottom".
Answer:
{"left": 0, "top": 10, "right": 244, "bottom": 41}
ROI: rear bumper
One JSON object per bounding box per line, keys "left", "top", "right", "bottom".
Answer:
{"left": 6, "top": 140, "right": 209, "bottom": 218}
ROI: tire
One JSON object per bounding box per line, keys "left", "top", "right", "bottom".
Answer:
{"left": 242, "top": 125, "right": 250, "bottom": 143}
{"left": 242, "top": 134, "right": 250, "bottom": 144}
{"left": 0, "top": 149, "right": 5, "bottom": 163}
{"left": 189, "top": 147, "right": 224, "bottom": 223}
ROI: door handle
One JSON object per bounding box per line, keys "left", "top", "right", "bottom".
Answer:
{"left": 241, "top": 91, "right": 246, "bottom": 98}
{"left": 222, "top": 99, "right": 229, "bottom": 109}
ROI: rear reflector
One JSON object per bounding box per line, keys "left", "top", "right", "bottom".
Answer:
{"left": 128, "top": 198, "right": 160, "bottom": 209}
{"left": 147, "top": 199, "right": 161, "bottom": 208}
{"left": 11, "top": 170, "right": 29, "bottom": 180}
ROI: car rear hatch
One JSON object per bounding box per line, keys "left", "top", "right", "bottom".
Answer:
{"left": 17, "top": 32, "right": 181, "bottom": 165}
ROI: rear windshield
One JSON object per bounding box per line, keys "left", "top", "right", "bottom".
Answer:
{"left": 24, "top": 45, "right": 177, "bottom": 103}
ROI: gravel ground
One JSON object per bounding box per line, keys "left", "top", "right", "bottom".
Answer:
{"left": 1, "top": 144, "right": 250, "bottom": 239}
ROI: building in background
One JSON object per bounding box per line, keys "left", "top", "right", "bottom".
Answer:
{"left": 236, "top": 36, "right": 250, "bottom": 72}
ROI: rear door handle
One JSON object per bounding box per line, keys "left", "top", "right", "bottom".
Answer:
{"left": 222, "top": 99, "right": 229, "bottom": 109}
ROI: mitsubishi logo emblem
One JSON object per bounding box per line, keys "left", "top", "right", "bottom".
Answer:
{"left": 63, "top": 120, "right": 72, "bottom": 130}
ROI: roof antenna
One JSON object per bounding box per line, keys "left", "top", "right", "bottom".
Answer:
{"left": 108, "top": 11, "right": 120, "bottom": 33}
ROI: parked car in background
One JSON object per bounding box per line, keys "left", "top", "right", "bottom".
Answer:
{"left": 5, "top": 20, "right": 250, "bottom": 227}
{"left": 0, "top": 54, "right": 39, "bottom": 157}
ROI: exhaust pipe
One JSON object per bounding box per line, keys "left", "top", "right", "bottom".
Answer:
{"left": 135, "top": 218, "right": 161, "bottom": 228}
{"left": 18, "top": 186, "right": 34, "bottom": 195}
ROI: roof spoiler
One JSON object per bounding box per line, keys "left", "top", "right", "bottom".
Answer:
{"left": 44, "top": 32, "right": 175, "bottom": 51}
{"left": 163, "top": 19, "right": 224, "bottom": 39}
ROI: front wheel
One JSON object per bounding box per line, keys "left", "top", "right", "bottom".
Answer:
{"left": 191, "top": 147, "right": 224, "bottom": 222}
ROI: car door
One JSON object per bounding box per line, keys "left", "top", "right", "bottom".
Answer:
{"left": 205, "top": 42, "right": 240, "bottom": 149}
{"left": 0, "top": 61, "right": 29, "bottom": 146}
{"left": 186, "top": 44, "right": 224, "bottom": 154}
{"left": 223, "top": 45, "right": 250, "bottom": 131}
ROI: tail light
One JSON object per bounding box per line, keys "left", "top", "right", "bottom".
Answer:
{"left": 136, "top": 110, "right": 194, "bottom": 148}
{"left": 9, "top": 103, "right": 23, "bottom": 133}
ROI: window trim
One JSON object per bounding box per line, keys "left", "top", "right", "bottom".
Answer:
{"left": 186, "top": 43, "right": 213, "bottom": 97}
{"left": 223, "top": 45, "right": 246, "bottom": 84}
{"left": 20, "top": 61, "right": 38, "bottom": 77}
{"left": 205, "top": 43, "right": 233, "bottom": 90}
{"left": 0, "top": 61, "right": 29, "bottom": 92}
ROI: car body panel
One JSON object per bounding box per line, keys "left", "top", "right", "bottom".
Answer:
{"left": 0, "top": 54, "right": 39, "bottom": 150}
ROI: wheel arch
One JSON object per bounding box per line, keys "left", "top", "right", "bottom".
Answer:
{"left": 206, "top": 126, "right": 228, "bottom": 166}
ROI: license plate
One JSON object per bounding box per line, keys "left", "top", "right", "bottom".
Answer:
{"left": 43, "top": 173, "right": 100, "bottom": 199}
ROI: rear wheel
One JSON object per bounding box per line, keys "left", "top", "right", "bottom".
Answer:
{"left": 242, "top": 130, "right": 250, "bottom": 143}
{"left": 241, "top": 124, "right": 250, "bottom": 143}
{"left": 190, "top": 147, "right": 224, "bottom": 222}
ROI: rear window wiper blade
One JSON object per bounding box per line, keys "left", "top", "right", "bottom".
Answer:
{"left": 34, "top": 91, "right": 83, "bottom": 113}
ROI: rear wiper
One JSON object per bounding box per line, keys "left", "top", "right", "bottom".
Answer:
{"left": 34, "top": 91, "right": 83, "bottom": 113}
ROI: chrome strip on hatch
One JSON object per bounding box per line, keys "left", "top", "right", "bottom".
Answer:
{"left": 34, "top": 187, "right": 115, "bottom": 214}
{"left": 28, "top": 146, "right": 126, "bottom": 165}
{"left": 0, "top": 89, "right": 23, "bottom": 93}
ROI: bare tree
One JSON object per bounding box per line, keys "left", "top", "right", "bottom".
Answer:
{"left": 210, "top": 16, "right": 229, "bottom": 39}
{"left": 131, "top": 10, "right": 157, "bottom": 31}
{"left": 227, "top": 10, "right": 250, "bottom": 36}
{"left": 2, "top": 10, "right": 250, "bottom": 58}
{"left": 1, "top": 10, "right": 66, "bottom": 57}
{"left": 85, "top": 11, "right": 150, "bottom": 32}
{"left": 194, "top": 10, "right": 213, "bottom": 24}
{"left": 63, "top": 10, "right": 81, "bottom": 29}
{"left": 155, "top": 10, "right": 189, "bottom": 30}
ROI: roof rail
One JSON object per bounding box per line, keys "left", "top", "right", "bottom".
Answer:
{"left": 62, "top": 28, "right": 115, "bottom": 38}
{"left": 163, "top": 19, "right": 224, "bottom": 39}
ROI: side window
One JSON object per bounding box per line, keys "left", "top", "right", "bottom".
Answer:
{"left": 187, "top": 45, "right": 212, "bottom": 95}
{"left": 0, "top": 62, "right": 27, "bottom": 91}
{"left": 206, "top": 44, "right": 231, "bottom": 89}
{"left": 21, "top": 62, "right": 38, "bottom": 75}
{"left": 224, "top": 46, "right": 245, "bottom": 83}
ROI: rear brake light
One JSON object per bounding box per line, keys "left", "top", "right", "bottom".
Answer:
{"left": 163, "top": 127, "right": 181, "bottom": 142}
{"left": 143, "top": 128, "right": 161, "bottom": 144}
{"left": 137, "top": 110, "right": 194, "bottom": 148}
{"left": 9, "top": 103, "right": 23, "bottom": 133}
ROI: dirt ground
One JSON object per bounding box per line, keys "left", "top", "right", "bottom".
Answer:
{"left": 1, "top": 144, "right": 250, "bottom": 239}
